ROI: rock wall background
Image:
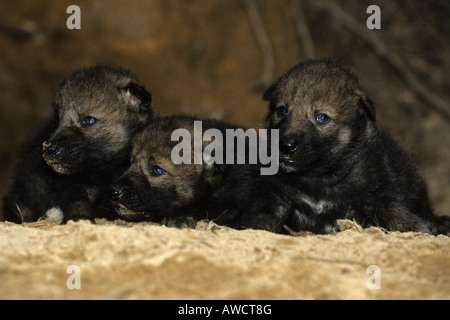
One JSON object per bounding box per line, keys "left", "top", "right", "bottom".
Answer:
{"left": 1, "top": 0, "right": 449, "bottom": 219}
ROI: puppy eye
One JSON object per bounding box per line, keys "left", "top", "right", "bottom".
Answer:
{"left": 82, "top": 116, "right": 97, "bottom": 126}
{"left": 276, "top": 106, "right": 288, "bottom": 117}
{"left": 151, "top": 166, "right": 164, "bottom": 175}
{"left": 316, "top": 113, "right": 330, "bottom": 123}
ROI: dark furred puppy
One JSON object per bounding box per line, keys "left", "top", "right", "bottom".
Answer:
{"left": 111, "top": 115, "right": 290, "bottom": 232}
{"left": 263, "top": 59, "right": 449, "bottom": 235}
{"left": 3, "top": 65, "right": 153, "bottom": 223}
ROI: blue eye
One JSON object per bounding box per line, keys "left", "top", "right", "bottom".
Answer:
{"left": 152, "top": 166, "right": 164, "bottom": 175}
{"left": 277, "top": 106, "right": 288, "bottom": 116}
{"left": 316, "top": 113, "right": 330, "bottom": 123}
{"left": 82, "top": 116, "right": 97, "bottom": 125}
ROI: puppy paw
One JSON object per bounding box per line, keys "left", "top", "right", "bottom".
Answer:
{"left": 161, "top": 216, "right": 198, "bottom": 229}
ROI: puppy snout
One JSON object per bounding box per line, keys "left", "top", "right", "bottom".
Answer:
{"left": 43, "top": 141, "right": 61, "bottom": 156}
{"left": 280, "top": 136, "right": 297, "bottom": 154}
{"left": 110, "top": 185, "right": 124, "bottom": 201}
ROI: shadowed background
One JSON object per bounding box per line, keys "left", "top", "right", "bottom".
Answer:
{"left": 1, "top": 0, "right": 449, "bottom": 220}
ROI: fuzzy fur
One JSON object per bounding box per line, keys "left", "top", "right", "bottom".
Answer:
{"left": 111, "top": 115, "right": 290, "bottom": 232}
{"left": 3, "top": 65, "right": 153, "bottom": 223}
{"left": 263, "top": 59, "right": 449, "bottom": 235}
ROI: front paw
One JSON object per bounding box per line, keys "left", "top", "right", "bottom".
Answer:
{"left": 61, "top": 200, "right": 95, "bottom": 224}
{"left": 161, "top": 216, "right": 198, "bottom": 229}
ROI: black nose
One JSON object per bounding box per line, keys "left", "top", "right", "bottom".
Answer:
{"left": 43, "top": 142, "right": 61, "bottom": 156}
{"left": 280, "top": 136, "right": 297, "bottom": 154}
{"left": 110, "top": 185, "right": 123, "bottom": 201}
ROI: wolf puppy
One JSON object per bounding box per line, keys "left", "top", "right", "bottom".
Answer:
{"left": 3, "top": 65, "right": 153, "bottom": 223}
{"left": 111, "top": 115, "right": 289, "bottom": 231}
{"left": 264, "top": 59, "right": 448, "bottom": 235}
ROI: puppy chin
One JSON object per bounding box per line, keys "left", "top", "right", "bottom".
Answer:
{"left": 279, "top": 153, "right": 319, "bottom": 174}
{"left": 115, "top": 203, "right": 151, "bottom": 222}
{"left": 44, "top": 153, "right": 89, "bottom": 175}
{"left": 43, "top": 158, "right": 73, "bottom": 175}
{"left": 279, "top": 162, "right": 299, "bottom": 173}
{"left": 279, "top": 157, "right": 302, "bottom": 173}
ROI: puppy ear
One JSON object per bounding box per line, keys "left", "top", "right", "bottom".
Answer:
{"left": 263, "top": 82, "right": 276, "bottom": 101}
{"left": 355, "top": 89, "right": 376, "bottom": 121}
{"left": 121, "top": 82, "right": 152, "bottom": 113}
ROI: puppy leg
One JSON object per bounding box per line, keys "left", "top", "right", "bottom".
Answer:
{"left": 59, "top": 185, "right": 95, "bottom": 223}
{"left": 435, "top": 215, "right": 450, "bottom": 235}
{"left": 161, "top": 216, "right": 198, "bottom": 229}
{"left": 380, "top": 204, "right": 437, "bottom": 235}
{"left": 240, "top": 204, "right": 290, "bottom": 233}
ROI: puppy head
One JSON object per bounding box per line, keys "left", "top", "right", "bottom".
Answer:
{"left": 263, "top": 59, "right": 375, "bottom": 174}
{"left": 43, "top": 65, "right": 153, "bottom": 174}
{"left": 111, "top": 116, "right": 220, "bottom": 221}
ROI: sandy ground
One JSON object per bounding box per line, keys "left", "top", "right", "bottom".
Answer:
{"left": 0, "top": 219, "right": 448, "bottom": 300}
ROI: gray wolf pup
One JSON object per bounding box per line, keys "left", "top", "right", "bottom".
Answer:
{"left": 3, "top": 65, "right": 153, "bottom": 223}
{"left": 111, "top": 115, "right": 291, "bottom": 232}
{"left": 263, "top": 59, "right": 449, "bottom": 235}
